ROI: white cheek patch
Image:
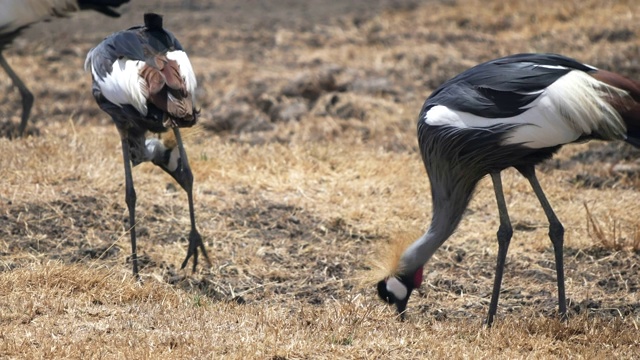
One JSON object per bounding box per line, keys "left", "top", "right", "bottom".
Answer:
{"left": 167, "top": 147, "right": 180, "bottom": 172}
{"left": 145, "top": 138, "right": 162, "bottom": 157}
{"left": 386, "top": 277, "right": 408, "bottom": 300}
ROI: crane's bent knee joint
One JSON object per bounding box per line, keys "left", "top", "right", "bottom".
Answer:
{"left": 125, "top": 187, "right": 136, "bottom": 209}
{"left": 548, "top": 221, "right": 564, "bottom": 244}
{"left": 496, "top": 224, "right": 513, "bottom": 245}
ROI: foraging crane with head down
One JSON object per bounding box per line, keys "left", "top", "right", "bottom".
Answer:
{"left": 1, "top": 0, "right": 129, "bottom": 137}
{"left": 85, "top": 13, "right": 210, "bottom": 277}
{"left": 376, "top": 53, "right": 640, "bottom": 325}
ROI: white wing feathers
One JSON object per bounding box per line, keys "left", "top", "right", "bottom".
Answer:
{"left": 424, "top": 70, "right": 631, "bottom": 149}
{"left": 85, "top": 49, "right": 197, "bottom": 117}
{"left": 90, "top": 58, "right": 149, "bottom": 115}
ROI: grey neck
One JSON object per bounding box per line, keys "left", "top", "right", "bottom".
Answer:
{"left": 398, "top": 174, "right": 476, "bottom": 275}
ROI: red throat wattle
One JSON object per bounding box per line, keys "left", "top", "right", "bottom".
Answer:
{"left": 413, "top": 266, "right": 424, "bottom": 288}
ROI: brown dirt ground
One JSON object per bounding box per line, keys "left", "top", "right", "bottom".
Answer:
{"left": 1, "top": 0, "right": 640, "bottom": 358}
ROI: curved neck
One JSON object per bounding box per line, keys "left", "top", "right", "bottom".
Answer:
{"left": 399, "top": 173, "right": 477, "bottom": 275}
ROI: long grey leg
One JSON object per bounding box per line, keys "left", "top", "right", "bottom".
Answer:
{"left": 0, "top": 53, "right": 34, "bottom": 137}
{"left": 517, "top": 165, "right": 567, "bottom": 319}
{"left": 171, "top": 128, "right": 211, "bottom": 272}
{"left": 120, "top": 135, "right": 139, "bottom": 278}
{"left": 486, "top": 172, "right": 514, "bottom": 327}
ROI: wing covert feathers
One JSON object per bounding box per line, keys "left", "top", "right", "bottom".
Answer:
{"left": 139, "top": 55, "right": 196, "bottom": 125}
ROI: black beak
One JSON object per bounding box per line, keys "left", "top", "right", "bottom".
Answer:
{"left": 377, "top": 280, "right": 393, "bottom": 304}
{"left": 394, "top": 292, "right": 411, "bottom": 320}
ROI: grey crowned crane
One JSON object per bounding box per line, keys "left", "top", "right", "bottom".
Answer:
{"left": 376, "top": 53, "right": 640, "bottom": 325}
{"left": 0, "top": 0, "right": 129, "bottom": 137}
{"left": 85, "top": 13, "right": 210, "bottom": 278}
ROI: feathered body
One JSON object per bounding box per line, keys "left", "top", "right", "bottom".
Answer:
{"left": 0, "top": 0, "right": 129, "bottom": 136}
{"left": 1, "top": 0, "right": 78, "bottom": 46}
{"left": 1, "top": 0, "right": 127, "bottom": 48}
{"left": 85, "top": 13, "right": 210, "bottom": 277}
{"left": 377, "top": 53, "right": 640, "bottom": 323}
{"left": 85, "top": 13, "right": 198, "bottom": 165}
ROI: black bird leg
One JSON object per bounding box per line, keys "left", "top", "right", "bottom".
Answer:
{"left": 486, "top": 172, "right": 514, "bottom": 327}
{"left": 119, "top": 132, "right": 140, "bottom": 279}
{"left": 517, "top": 165, "right": 567, "bottom": 319}
{"left": 0, "top": 53, "right": 34, "bottom": 137}
{"left": 166, "top": 128, "right": 211, "bottom": 272}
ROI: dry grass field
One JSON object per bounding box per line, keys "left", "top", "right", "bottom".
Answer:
{"left": 1, "top": 0, "right": 640, "bottom": 358}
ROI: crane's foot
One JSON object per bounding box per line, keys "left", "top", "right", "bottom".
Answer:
{"left": 126, "top": 254, "right": 142, "bottom": 282}
{"left": 559, "top": 311, "right": 569, "bottom": 322}
{"left": 1, "top": 121, "right": 39, "bottom": 139}
{"left": 484, "top": 314, "right": 495, "bottom": 328}
{"left": 180, "top": 229, "right": 212, "bottom": 273}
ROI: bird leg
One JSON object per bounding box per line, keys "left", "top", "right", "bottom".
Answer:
{"left": 154, "top": 128, "right": 211, "bottom": 272}
{"left": 517, "top": 165, "right": 567, "bottom": 319}
{"left": 0, "top": 53, "right": 34, "bottom": 137}
{"left": 119, "top": 133, "right": 140, "bottom": 279}
{"left": 486, "top": 172, "right": 514, "bottom": 327}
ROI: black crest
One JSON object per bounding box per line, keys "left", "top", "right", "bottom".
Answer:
{"left": 144, "top": 13, "right": 163, "bottom": 31}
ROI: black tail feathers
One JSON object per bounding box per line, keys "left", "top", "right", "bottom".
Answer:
{"left": 625, "top": 136, "right": 640, "bottom": 149}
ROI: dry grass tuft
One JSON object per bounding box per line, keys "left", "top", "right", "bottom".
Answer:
{"left": 584, "top": 202, "right": 640, "bottom": 252}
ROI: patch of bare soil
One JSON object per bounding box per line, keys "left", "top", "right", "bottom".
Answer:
{"left": 1, "top": 192, "right": 378, "bottom": 306}
{"left": 1, "top": 194, "right": 122, "bottom": 267}
{"left": 164, "top": 201, "right": 380, "bottom": 305}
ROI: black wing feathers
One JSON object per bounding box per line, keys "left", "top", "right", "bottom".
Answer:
{"left": 492, "top": 53, "right": 594, "bottom": 72}
{"left": 90, "top": 31, "right": 145, "bottom": 80}
{"left": 91, "top": 14, "right": 183, "bottom": 79}
{"left": 424, "top": 53, "right": 596, "bottom": 119}
{"left": 109, "top": 31, "right": 146, "bottom": 61}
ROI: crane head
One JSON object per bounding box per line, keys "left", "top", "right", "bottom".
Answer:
{"left": 370, "top": 232, "right": 424, "bottom": 319}
{"left": 376, "top": 267, "right": 423, "bottom": 319}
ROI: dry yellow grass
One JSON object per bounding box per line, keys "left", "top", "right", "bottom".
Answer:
{"left": 1, "top": 0, "right": 640, "bottom": 358}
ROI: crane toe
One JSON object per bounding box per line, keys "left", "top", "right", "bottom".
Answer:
{"left": 180, "top": 229, "right": 212, "bottom": 272}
